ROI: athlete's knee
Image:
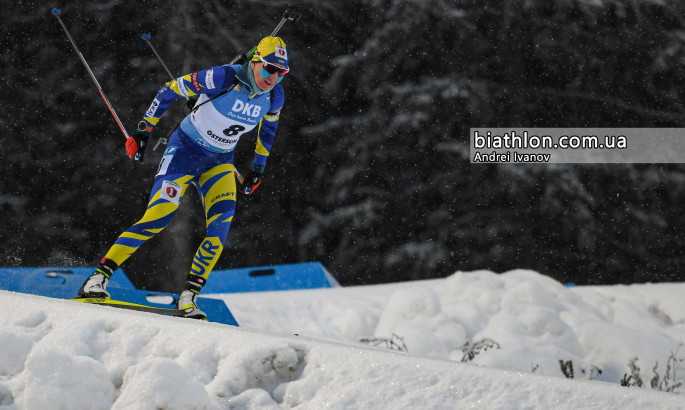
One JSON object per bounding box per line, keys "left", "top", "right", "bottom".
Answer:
{"left": 205, "top": 202, "right": 235, "bottom": 239}
{"left": 206, "top": 215, "right": 232, "bottom": 238}
{"left": 131, "top": 207, "right": 176, "bottom": 234}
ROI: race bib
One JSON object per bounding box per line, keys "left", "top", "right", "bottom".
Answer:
{"left": 190, "top": 105, "right": 256, "bottom": 152}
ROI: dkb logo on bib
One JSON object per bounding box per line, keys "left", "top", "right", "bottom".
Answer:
{"left": 231, "top": 100, "right": 261, "bottom": 117}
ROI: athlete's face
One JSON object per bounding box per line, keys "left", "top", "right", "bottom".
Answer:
{"left": 251, "top": 62, "right": 279, "bottom": 91}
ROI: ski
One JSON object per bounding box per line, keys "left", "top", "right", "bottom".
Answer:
{"left": 70, "top": 297, "right": 208, "bottom": 320}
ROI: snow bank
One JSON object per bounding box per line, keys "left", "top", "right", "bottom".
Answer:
{"left": 222, "top": 269, "right": 685, "bottom": 387}
{"left": 1, "top": 269, "right": 685, "bottom": 408}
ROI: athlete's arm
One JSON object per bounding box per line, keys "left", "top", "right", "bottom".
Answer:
{"left": 138, "top": 65, "right": 238, "bottom": 134}
{"left": 251, "top": 84, "right": 285, "bottom": 173}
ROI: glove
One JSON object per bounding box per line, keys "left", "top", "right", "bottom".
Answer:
{"left": 184, "top": 96, "right": 199, "bottom": 114}
{"left": 126, "top": 121, "right": 151, "bottom": 162}
{"left": 240, "top": 170, "right": 263, "bottom": 195}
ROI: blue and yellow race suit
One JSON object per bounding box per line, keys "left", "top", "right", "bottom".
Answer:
{"left": 102, "top": 63, "right": 284, "bottom": 285}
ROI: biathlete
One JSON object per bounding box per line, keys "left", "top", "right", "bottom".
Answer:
{"left": 78, "top": 36, "right": 290, "bottom": 319}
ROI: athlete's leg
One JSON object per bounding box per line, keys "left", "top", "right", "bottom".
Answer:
{"left": 184, "top": 162, "right": 237, "bottom": 293}
{"left": 81, "top": 130, "right": 204, "bottom": 299}
{"left": 79, "top": 172, "right": 193, "bottom": 297}
{"left": 102, "top": 174, "right": 194, "bottom": 267}
{"left": 99, "top": 138, "right": 200, "bottom": 272}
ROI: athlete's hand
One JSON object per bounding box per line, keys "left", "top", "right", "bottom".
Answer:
{"left": 241, "top": 170, "right": 263, "bottom": 195}
{"left": 126, "top": 122, "right": 151, "bottom": 162}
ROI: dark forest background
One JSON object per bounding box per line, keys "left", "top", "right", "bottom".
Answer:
{"left": 2, "top": 0, "right": 685, "bottom": 292}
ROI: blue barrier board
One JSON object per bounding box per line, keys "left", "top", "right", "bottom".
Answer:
{"left": 0, "top": 261, "right": 340, "bottom": 324}
{"left": 0, "top": 262, "right": 339, "bottom": 295}
{"left": 0, "top": 267, "right": 134, "bottom": 298}
{"left": 201, "top": 262, "right": 340, "bottom": 294}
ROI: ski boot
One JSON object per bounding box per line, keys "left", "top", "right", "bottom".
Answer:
{"left": 77, "top": 259, "right": 117, "bottom": 298}
{"left": 177, "top": 290, "right": 207, "bottom": 320}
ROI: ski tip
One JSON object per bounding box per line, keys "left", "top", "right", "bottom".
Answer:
{"left": 141, "top": 33, "right": 151, "bottom": 41}
{"left": 51, "top": 8, "right": 61, "bottom": 15}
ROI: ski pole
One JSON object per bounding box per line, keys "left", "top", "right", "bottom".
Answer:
{"left": 141, "top": 33, "right": 187, "bottom": 152}
{"left": 51, "top": 8, "right": 132, "bottom": 144}
{"left": 141, "top": 34, "right": 176, "bottom": 82}
{"left": 141, "top": 33, "right": 190, "bottom": 103}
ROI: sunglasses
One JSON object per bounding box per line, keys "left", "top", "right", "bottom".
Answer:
{"left": 259, "top": 55, "right": 289, "bottom": 76}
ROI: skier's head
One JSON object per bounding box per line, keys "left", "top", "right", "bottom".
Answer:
{"left": 251, "top": 36, "right": 289, "bottom": 90}
{"left": 252, "top": 36, "right": 289, "bottom": 69}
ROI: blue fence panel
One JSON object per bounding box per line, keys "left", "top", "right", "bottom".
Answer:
{"left": 0, "top": 261, "right": 339, "bottom": 324}
{"left": 0, "top": 262, "right": 339, "bottom": 296}
{"left": 0, "top": 267, "right": 134, "bottom": 299}
{"left": 201, "top": 262, "right": 339, "bottom": 294}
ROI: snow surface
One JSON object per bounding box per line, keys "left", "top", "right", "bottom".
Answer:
{"left": 1, "top": 269, "right": 685, "bottom": 409}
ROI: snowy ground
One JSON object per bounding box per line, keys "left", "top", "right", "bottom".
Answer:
{"left": 1, "top": 269, "right": 685, "bottom": 409}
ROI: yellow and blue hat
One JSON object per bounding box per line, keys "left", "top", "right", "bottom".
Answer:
{"left": 252, "top": 36, "right": 288, "bottom": 69}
